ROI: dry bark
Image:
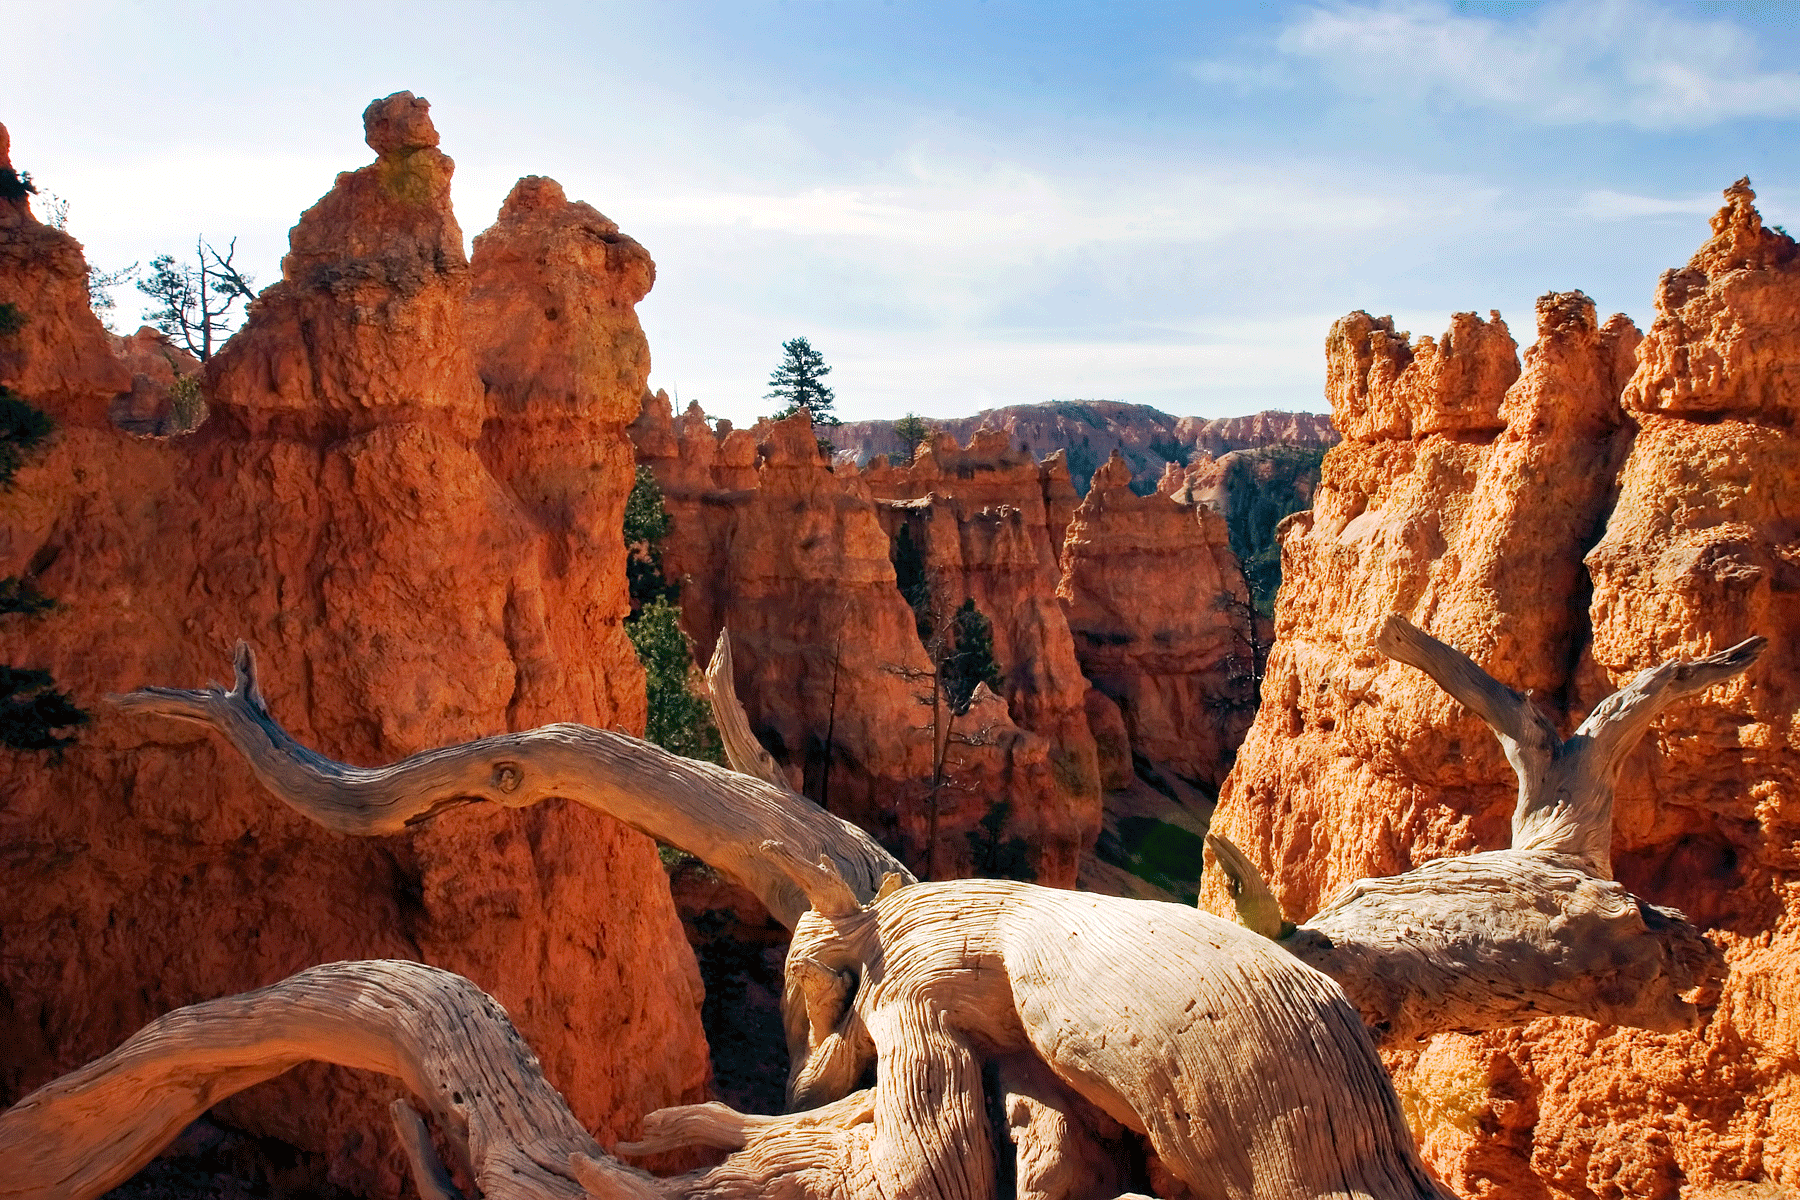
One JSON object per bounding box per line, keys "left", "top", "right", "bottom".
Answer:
{"left": 109, "top": 641, "right": 911, "bottom": 930}
{"left": 42, "top": 619, "right": 1757, "bottom": 1199}
{"left": 0, "top": 959, "right": 903, "bottom": 1200}
{"left": 760, "top": 874, "right": 1452, "bottom": 1200}
{"left": 1209, "top": 614, "right": 1756, "bottom": 1045}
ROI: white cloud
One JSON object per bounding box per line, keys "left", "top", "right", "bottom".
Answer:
{"left": 1187, "top": 58, "right": 1295, "bottom": 94}
{"left": 1576, "top": 189, "right": 1717, "bottom": 221}
{"left": 1278, "top": 0, "right": 1800, "bottom": 129}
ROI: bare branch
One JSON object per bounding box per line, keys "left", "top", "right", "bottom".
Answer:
{"left": 111, "top": 642, "right": 912, "bottom": 929}
{"left": 1204, "top": 834, "right": 1288, "bottom": 941}
{"left": 701, "top": 628, "right": 788, "bottom": 789}
{"left": 389, "top": 1100, "right": 467, "bottom": 1200}
{"left": 1374, "top": 613, "right": 1560, "bottom": 773}
{"left": 0, "top": 961, "right": 608, "bottom": 1200}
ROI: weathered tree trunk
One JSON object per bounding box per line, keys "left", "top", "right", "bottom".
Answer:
{"left": 21, "top": 618, "right": 1757, "bottom": 1200}
{"left": 1208, "top": 613, "right": 1756, "bottom": 1044}
{"left": 0, "top": 960, "right": 615, "bottom": 1200}
{"left": 111, "top": 640, "right": 913, "bottom": 930}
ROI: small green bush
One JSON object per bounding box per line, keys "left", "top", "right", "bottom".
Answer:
{"left": 0, "top": 387, "right": 55, "bottom": 488}
{"left": 627, "top": 597, "right": 723, "bottom": 765}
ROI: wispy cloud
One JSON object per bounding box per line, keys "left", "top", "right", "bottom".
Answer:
{"left": 1277, "top": 0, "right": 1800, "bottom": 129}
{"left": 1187, "top": 57, "right": 1295, "bottom": 94}
{"left": 1576, "top": 189, "right": 1718, "bottom": 221}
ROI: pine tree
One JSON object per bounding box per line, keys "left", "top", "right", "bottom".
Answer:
{"left": 893, "top": 413, "right": 930, "bottom": 461}
{"left": 0, "top": 382, "right": 87, "bottom": 758}
{"left": 765, "top": 337, "right": 838, "bottom": 426}
{"left": 620, "top": 467, "right": 721, "bottom": 764}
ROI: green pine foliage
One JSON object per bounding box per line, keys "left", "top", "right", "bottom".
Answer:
{"left": 0, "top": 166, "right": 35, "bottom": 203}
{"left": 1218, "top": 444, "right": 1327, "bottom": 616}
{"left": 624, "top": 465, "right": 677, "bottom": 610}
{"left": 0, "top": 387, "right": 54, "bottom": 489}
{"left": 0, "top": 375, "right": 87, "bottom": 758}
{"left": 0, "top": 302, "right": 25, "bottom": 336}
{"left": 0, "top": 665, "right": 88, "bottom": 759}
{"left": 967, "top": 800, "right": 1036, "bottom": 882}
{"left": 893, "top": 413, "right": 930, "bottom": 461}
{"left": 628, "top": 597, "right": 723, "bottom": 765}
{"left": 621, "top": 465, "right": 721, "bottom": 763}
{"left": 942, "top": 598, "right": 1003, "bottom": 716}
{"left": 766, "top": 336, "right": 840, "bottom": 455}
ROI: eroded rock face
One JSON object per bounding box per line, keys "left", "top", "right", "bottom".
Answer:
{"left": 0, "top": 96, "right": 706, "bottom": 1197}
{"left": 835, "top": 400, "right": 1337, "bottom": 494}
{"left": 630, "top": 398, "right": 1075, "bottom": 884}
{"left": 1058, "top": 449, "right": 1255, "bottom": 789}
{"left": 864, "top": 430, "right": 1102, "bottom": 878}
{"left": 106, "top": 326, "right": 203, "bottom": 436}
{"left": 1210, "top": 182, "right": 1800, "bottom": 1198}
{"left": 0, "top": 122, "right": 131, "bottom": 427}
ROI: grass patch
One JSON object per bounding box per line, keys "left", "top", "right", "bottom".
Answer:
{"left": 1094, "top": 814, "right": 1207, "bottom": 905}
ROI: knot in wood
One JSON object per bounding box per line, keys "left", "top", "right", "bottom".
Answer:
{"left": 491, "top": 762, "right": 523, "bottom": 793}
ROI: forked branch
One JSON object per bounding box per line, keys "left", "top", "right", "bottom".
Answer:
{"left": 1375, "top": 614, "right": 1764, "bottom": 874}
{"left": 0, "top": 961, "right": 890, "bottom": 1200}
{"left": 0, "top": 961, "right": 614, "bottom": 1200}
{"left": 1203, "top": 617, "right": 1759, "bottom": 1044}
{"left": 110, "top": 642, "right": 914, "bottom": 929}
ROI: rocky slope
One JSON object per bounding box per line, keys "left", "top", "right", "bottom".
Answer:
{"left": 835, "top": 400, "right": 1337, "bottom": 493}
{"left": 0, "top": 96, "right": 708, "bottom": 1197}
{"left": 1205, "top": 180, "right": 1799, "bottom": 1198}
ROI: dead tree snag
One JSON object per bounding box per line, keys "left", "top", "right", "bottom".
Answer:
{"left": 1208, "top": 613, "right": 1756, "bottom": 1044}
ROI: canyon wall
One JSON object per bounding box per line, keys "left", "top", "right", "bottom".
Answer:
{"left": 1058, "top": 449, "right": 1256, "bottom": 790}
{"left": 1207, "top": 180, "right": 1799, "bottom": 1199}
{"left": 0, "top": 97, "right": 708, "bottom": 1196}
{"left": 629, "top": 397, "right": 1071, "bottom": 883}
{"left": 863, "top": 429, "right": 1103, "bottom": 873}
{"left": 836, "top": 399, "right": 1337, "bottom": 493}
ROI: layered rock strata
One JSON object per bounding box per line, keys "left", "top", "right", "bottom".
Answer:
{"left": 0, "top": 95, "right": 707, "bottom": 1197}
{"left": 836, "top": 400, "right": 1337, "bottom": 493}
{"left": 630, "top": 397, "right": 1069, "bottom": 883}
{"left": 1208, "top": 181, "right": 1799, "bottom": 1198}
{"left": 1058, "top": 449, "right": 1256, "bottom": 789}
{"left": 863, "top": 430, "right": 1103, "bottom": 864}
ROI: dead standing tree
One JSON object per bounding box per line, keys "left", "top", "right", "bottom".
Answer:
{"left": 1208, "top": 613, "right": 1754, "bottom": 1044}
{"left": 0, "top": 616, "right": 1762, "bottom": 1200}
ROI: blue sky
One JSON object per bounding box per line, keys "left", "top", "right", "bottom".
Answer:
{"left": 4, "top": 1, "right": 1797, "bottom": 425}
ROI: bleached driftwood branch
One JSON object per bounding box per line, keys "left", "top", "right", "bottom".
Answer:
{"left": 701, "top": 629, "right": 789, "bottom": 790}
{"left": 110, "top": 642, "right": 913, "bottom": 929}
{"left": 1208, "top": 614, "right": 1758, "bottom": 1044}
{"left": 1374, "top": 613, "right": 1764, "bottom": 876}
{"left": 751, "top": 875, "right": 1452, "bottom": 1200}
{"left": 0, "top": 961, "right": 616, "bottom": 1200}
{"left": 0, "top": 960, "right": 898, "bottom": 1200}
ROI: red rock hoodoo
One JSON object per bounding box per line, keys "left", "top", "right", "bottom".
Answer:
{"left": 0, "top": 95, "right": 707, "bottom": 1196}
{"left": 1058, "top": 448, "right": 1256, "bottom": 790}
{"left": 1207, "top": 180, "right": 1799, "bottom": 1198}
{"left": 630, "top": 397, "right": 1073, "bottom": 883}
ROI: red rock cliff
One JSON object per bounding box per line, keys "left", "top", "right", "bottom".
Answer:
{"left": 1208, "top": 181, "right": 1799, "bottom": 1198}
{"left": 631, "top": 397, "right": 1066, "bottom": 882}
{"left": 863, "top": 429, "right": 1103, "bottom": 878}
{"left": 0, "top": 95, "right": 706, "bottom": 1196}
{"left": 1058, "top": 448, "right": 1256, "bottom": 789}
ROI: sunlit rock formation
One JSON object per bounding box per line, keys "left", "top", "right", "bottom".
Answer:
{"left": 0, "top": 94, "right": 707, "bottom": 1196}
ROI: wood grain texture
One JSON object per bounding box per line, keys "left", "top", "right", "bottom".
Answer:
{"left": 110, "top": 641, "right": 913, "bottom": 929}
{"left": 777, "top": 880, "right": 1452, "bottom": 1200}
{"left": 1208, "top": 614, "right": 1748, "bottom": 1044}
